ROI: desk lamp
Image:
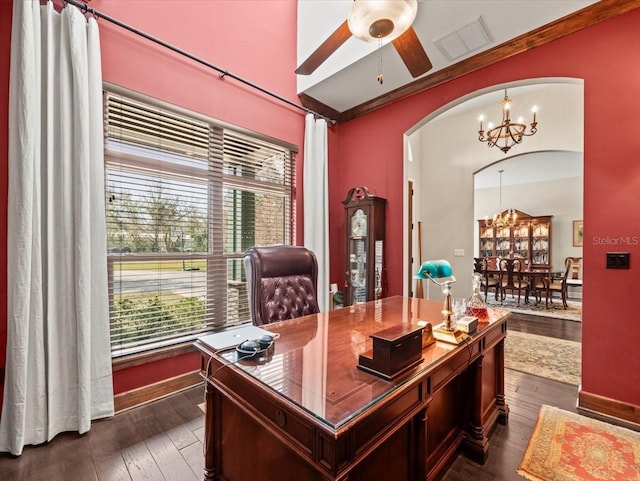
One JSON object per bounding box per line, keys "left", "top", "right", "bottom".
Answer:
{"left": 415, "top": 260, "right": 467, "bottom": 344}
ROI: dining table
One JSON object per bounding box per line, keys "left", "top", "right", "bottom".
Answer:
{"left": 482, "top": 259, "right": 558, "bottom": 305}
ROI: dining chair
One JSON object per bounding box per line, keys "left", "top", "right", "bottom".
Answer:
{"left": 528, "top": 270, "right": 548, "bottom": 305}
{"left": 244, "top": 245, "right": 320, "bottom": 326}
{"left": 499, "top": 258, "right": 529, "bottom": 305}
{"left": 473, "top": 257, "right": 484, "bottom": 274}
{"left": 479, "top": 257, "right": 499, "bottom": 302}
{"left": 545, "top": 258, "right": 572, "bottom": 308}
{"left": 565, "top": 256, "right": 583, "bottom": 299}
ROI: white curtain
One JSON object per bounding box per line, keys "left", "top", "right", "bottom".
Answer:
{"left": 303, "top": 114, "right": 329, "bottom": 311}
{"left": 0, "top": 0, "right": 113, "bottom": 455}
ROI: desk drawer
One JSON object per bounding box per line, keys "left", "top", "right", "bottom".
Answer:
{"left": 220, "top": 373, "right": 315, "bottom": 456}
{"left": 431, "top": 345, "right": 479, "bottom": 393}
{"left": 483, "top": 324, "right": 506, "bottom": 351}
{"left": 352, "top": 381, "right": 424, "bottom": 457}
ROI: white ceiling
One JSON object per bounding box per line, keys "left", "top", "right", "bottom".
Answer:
{"left": 443, "top": 83, "right": 583, "bottom": 187}
{"left": 296, "top": 0, "right": 598, "bottom": 113}
{"left": 474, "top": 151, "right": 584, "bottom": 189}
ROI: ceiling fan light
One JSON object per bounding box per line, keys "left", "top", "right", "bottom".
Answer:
{"left": 347, "top": 0, "right": 418, "bottom": 43}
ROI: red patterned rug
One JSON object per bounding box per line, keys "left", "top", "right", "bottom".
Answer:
{"left": 519, "top": 405, "right": 640, "bottom": 481}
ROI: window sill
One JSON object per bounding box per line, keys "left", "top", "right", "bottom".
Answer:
{"left": 112, "top": 342, "right": 198, "bottom": 371}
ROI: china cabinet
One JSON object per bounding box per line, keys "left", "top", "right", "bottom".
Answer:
{"left": 478, "top": 210, "right": 553, "bottom": 266}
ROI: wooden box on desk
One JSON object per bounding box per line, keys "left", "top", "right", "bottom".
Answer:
{"left": 358, "top": 324, "right": 423, "bottom": 380}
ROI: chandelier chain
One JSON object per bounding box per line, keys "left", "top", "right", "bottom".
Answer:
{"left": 484, "top": 169, "right": 517, "bottom": 228}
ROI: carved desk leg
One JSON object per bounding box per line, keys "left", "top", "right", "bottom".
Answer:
{"left": 495, "top": 336, "right": 509, "bottom": 424}
{"left": 464, "top": 355, "right": 490, "bottom": 465}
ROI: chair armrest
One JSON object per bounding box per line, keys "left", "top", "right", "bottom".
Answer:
{"left": 550, "top": 271, "right": 564, "bottom": 281}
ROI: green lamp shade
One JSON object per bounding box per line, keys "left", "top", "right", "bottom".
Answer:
{"left": 414, "top": 259, "right": 453, "bottom": 279}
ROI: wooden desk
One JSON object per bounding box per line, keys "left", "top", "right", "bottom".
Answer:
{"left": 195, "top": 296, "right": 510, "bottom": 481}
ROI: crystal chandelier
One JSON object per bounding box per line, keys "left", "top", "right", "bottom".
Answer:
{"left": 484, "top": 170, "right": 516, "bottom": 228}
{"left": 478, "top": 89, "right": 538, "bottom": 154}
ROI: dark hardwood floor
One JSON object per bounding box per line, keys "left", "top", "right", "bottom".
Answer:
{"left": 507, "top": 311, "right": 582, "bottom": 343}
{"left": 0, "top": 387, "right": 206, "bottom": 481}
{"left": 0, "top": 312, "right": 581, "bottom": 481}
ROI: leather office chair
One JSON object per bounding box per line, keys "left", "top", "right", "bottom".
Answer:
{"left": 244, "top": 245, "right": 320, "bottom": 326}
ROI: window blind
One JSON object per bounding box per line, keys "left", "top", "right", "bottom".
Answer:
{"left": 104, "top": 92, "right": 294, "bottom": 357}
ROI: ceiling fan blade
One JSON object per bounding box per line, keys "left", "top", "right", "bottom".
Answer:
{"left": 296, "top": 20, "right": 352, "bottom": 75}
{"left": 392, "top": 26, "right": 432, "bottom": 78}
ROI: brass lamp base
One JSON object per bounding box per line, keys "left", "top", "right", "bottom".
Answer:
{"left": 433, "top": 324, "right": 469, "bottom": 345}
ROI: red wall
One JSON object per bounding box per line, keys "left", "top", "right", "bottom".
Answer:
{"left": 96, "top": 1, "right": 303, "bottom": 144}
{"left": 330, "top": 9, "right": 640, "bottom": 408}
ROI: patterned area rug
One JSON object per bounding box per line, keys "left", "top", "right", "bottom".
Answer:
{"left": 505, "top": 331, "right": 581, "bottom": 385}
{"left": 486, "top": 294, "right": 582, "bottom": 322}
{"left": 518, "top": 405, "right": 640, "bottom": 481}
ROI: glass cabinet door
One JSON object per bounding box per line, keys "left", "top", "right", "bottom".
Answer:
{"left": 348, "top": 237, "right": 368, "bottom": 304}
{"left": 496, "top": 226, "right": 511, "bottom": 258}
{"left": 374, "top": 240, "right": 383, "bottom": 300}
{"left": 513, "top": 222, "right": 530, "bottom": 259}
{"left": 531, "top": 221, "right": 551, "bottom": 265}
{"left": 479, "top": 226, "right": 494, "bottom": 258}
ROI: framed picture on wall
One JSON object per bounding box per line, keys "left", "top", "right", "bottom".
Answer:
{"left": 573, "top": 220, "right": 583, "bottom": 247}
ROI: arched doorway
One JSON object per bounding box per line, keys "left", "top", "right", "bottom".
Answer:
{"left": 404, "top": 80, "right": 584, "bottom": 301}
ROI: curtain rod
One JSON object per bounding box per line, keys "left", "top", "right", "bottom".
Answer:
{"left": 63, "top": 0, "right": 336, "bottom": 125}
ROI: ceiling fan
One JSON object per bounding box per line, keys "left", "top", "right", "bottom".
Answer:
{"left": 296, "top": 0, "right": 432, "bottom": 78}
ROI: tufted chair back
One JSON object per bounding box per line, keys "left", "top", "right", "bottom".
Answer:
{"left": 244, "top": 245, "right": 320, "bottom": 326}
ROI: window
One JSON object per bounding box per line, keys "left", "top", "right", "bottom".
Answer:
{"left": 104, "top": 90, "right": 295, "bottom": 357}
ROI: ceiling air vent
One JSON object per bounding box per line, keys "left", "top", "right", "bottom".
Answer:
{"left": 433, "top": 16, "right": 492, "bottom": 62}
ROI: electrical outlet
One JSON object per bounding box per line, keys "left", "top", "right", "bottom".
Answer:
{"left": 454, "top": 249, "right": 465, "bottom": 257}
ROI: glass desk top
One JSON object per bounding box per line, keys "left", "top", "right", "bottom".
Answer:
{"left": 198, "top": 296, "right": 509, "bottom": 430}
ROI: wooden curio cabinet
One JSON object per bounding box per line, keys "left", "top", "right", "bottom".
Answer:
{"left": 478, "top": 210, "right": 553, "bottom": 267}
{"left": 343, "top": 186, "right": 386, "bottom": 306}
